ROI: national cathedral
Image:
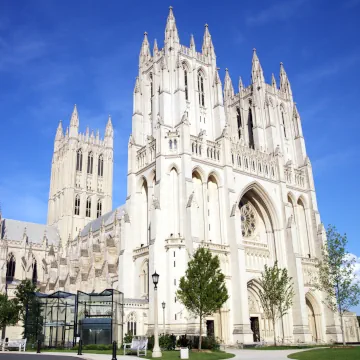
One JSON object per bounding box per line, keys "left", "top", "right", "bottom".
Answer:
{"left": 1, "top": 7, "right": 359, "bottom": 344}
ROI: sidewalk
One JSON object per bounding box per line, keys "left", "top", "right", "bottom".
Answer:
{"left": 7, "top": 348, "right": 314, "bottom": 360}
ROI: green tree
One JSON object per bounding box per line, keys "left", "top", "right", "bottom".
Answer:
{"left": 0, "top": 294, "right": 20, "bottom": 337}
{"left": 314, "top": 225, "right": 360, "bottom": 345}
{"left": 15, "top": 280, "right": 42, "bottom": 342}
{"left": 176, "top": 247, "right": 229, "bottom": 350}
{"left": 254, "top": 261, "right": 294, "bottom": 346}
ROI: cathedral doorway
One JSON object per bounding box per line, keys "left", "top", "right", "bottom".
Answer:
{"left": 306, "top": 298, "right": 318, "bottom": 342}
{"left": 206, "top": 320, "right": 214, "bottom": 337}
{"left": 250, "top": 317, "right": 260, "bottom": 342}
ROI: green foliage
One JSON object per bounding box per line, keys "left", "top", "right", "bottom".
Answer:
{"left": 254, "top": 260, "right": 294, "bottom": 346}
{"left": 123, "top": 333, "right": 133, "bottom": 344}
{"left": 314, "top": 225, "right": 360, "bottom": 345}
{"left": 176, "top": 335, "right": 220, "bottom": 350}
{"left": 0, "top": 293, "right": 20, "bottom": 331}
{"left": 159, "top": 334, "right": 176, "bottom": 350}
{"left": 15, "top": 279, "right": 42, "bottom": 342}
{"left": 176, "top": 247, "right": 229, "bottom": 350}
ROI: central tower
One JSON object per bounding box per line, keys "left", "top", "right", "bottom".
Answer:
{"left": 47, "top": 106, "right": 114, "bottom": 245}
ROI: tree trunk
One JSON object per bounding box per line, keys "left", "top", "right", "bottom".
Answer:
{"left": 273, "top": 319, "right": 277, "bottom": 346}
{"left": 199, "top": 315, "right": 202, "bottom": 350}
{"left": 340, "top": 314, "right": 346, "bottom": 346}
{"left": 1, "top": 327, "right": 5, "bottom": 340}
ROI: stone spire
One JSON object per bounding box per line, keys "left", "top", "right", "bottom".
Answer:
{"left": 280, "top": 62, "right": 292, "bottom": 96}
{"left": 55, "top": 120, "right": 63, "bottom": 141}
{"left": 105, "top": 115, "right": 114, "bottom": 138}
{"left": 190, "top": 34, "right": 196, "bottom": 51}
{"left": 239, "top": 76, "right": 244, "bottom": 92}
{"left": 202, "top": 24, "right": 215, "bottom": 58}
{"left": 224, "top": 68, "right": 234, "bottom": 99}
{"left": 153, "top": 39, "right": 158, "bottom": 56}
{"left": 165, "top": 6, "right": 179, "bottom": 46}
{"left": 271, "top": 73, "right": 277, "bottom": 88}
{"left": 251, "top": 48, "right": 264, "bottom": 83}
{"left": 70, "top": 104, "right": 79, "bottom": 128}
{"left": 134, "top": 76, "right": 140, "bottom": 93}
{"left": 140, "top": 32, "right": 151, "bottom": 64}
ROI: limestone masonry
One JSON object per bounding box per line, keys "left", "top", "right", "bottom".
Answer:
{"left": 1, "top": 7, "right": 359, "bottom": 344}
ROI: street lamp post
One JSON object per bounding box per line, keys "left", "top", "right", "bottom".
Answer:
{"left": 152, "top": 271, "right": 162, "bottom": 358}
{"left": 162, "top": 302, "right": 166, "bottom": 335}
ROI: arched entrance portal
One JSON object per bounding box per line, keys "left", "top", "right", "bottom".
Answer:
{"left": 306, "top": 298, "right": 318, "bottom": 342}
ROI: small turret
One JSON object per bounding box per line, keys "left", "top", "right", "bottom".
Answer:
{"left": 153, "top": 39, "right": 158, "bottom": 56}
{"left": 280, "top": 62, "right": 292, "bottom": 97}
{"left": 251, "top": 48, "right": 264, "bottom": 84}
{"left": 105, "top": 115, "right": 114, "bottom": 138}
{"left": 139, "top": 32, "right": 151, "bottom": 65}
{"left": 239, "top": 76, "right": 244, "bottom": 92}
{"left": 190, "top": 34, "right": 196, "bottom": 52}
{"left": 69, "top": 105, "right": 79, "bottom": 138}
{"left": 164, "top": 6, "right": 179, "bottom": 47}
{"left": 271, "top": 73, "right": 277, "bottom": 89}
{"left": 202, "top": 24, "right": 216, "bottom": 59}
{"left": 54, "top": 120, "right": 64, "bottom": 151}
{"left": 224, "top": 68, "right": 234, "bottom": 99}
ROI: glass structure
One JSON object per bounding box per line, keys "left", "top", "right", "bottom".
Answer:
{"left": 76, "top": 289, "right": 123, "bottom": 345}
{"left": 30, "top": 291, "right": 76, "bottom": 348}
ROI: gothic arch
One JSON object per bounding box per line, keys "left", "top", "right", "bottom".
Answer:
{"left": 182, "top": 60, "right": 191, "bottom": 71}
{"left": 197, "top": 66, "right": 207, "bottom": 79}
{"left": 287, "top": 192, "right": 297, "bottom": 205}
{"left": 237, "top": 182, "right": 280, "bottom": 231}
{"left": 192, "top": 166, "right": 206, "bottom": 183}
{"left": 147, "top": 169, "right": 156, "bottom": 185}
{"left": 166, "top": 163, "right": 180, "bottom": 174}
{"left": 305, "top": 291, "right": 322, "bottom": 342}
{"left": 137, "top": 176, "right": 148, "bottom": 193}
{"left": 297, "top": 195, "right": 308, "bottom": 209}
{"left": 207, "top": 170, "right": 222, "bottom": 187}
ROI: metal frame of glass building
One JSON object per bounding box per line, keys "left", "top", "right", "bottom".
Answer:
{"left": 28, "top": 288, "right": 123, "bottom": 348}
{"left": 76, "top": 289, "right": 124, "bottom": 345}
{"left": 32, "top": 291, "right": 76, "bottom": 348}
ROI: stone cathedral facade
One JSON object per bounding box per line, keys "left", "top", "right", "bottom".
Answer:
{"left": 1, "top": 7, "right": 359, "bottom": 344}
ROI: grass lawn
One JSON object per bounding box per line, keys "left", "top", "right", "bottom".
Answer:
{"left": 144, "top": 350, "right": 235, "bottom": 359}
{"left": 288, "top": 347, "right": 360, "bottom": 360}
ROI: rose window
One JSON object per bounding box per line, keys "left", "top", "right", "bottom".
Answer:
{"left": 240, "top": 202, "right": 257, "bottom": 238}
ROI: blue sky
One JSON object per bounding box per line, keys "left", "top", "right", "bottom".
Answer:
{"left": 0, "top": 1, "right": 359, "bottom": 308}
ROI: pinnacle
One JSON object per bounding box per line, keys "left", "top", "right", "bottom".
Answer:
{"left": 70, "top": 104, "right": 79, "bottom": 127}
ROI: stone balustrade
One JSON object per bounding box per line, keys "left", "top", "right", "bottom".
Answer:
{"left": 231, "top": 143, "right": 278, "bottom": 181}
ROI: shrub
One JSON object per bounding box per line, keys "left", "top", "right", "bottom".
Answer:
{"left": 123, "top": 333, "right": 133, "bottom": 344}
{"left": 176, "top": 335, "right": 220, "bottom": 350}
{"left": 159, "top": 334, "right": 176, "bottom": 350}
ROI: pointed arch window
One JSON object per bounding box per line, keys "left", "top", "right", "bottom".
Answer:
{"left": 198, "top": 72, "right": 205, "bottom": 107}
{"left": 76, "top": 149, "right": 83, "bottom": 171}
{"left": 32, "top": 258, "right": 38, "bottom": 284}
{"left": 281, "top": 110, "right": 287, "bottom": 138}
{"left": 248, "top": 107, "right": 255, "bottom": 149}
{"left": 86, "top": 197, "right": 91, "bottom": 218}
{"left": 87, "top": 152, "right": 93, "bottom": 174}
{"left": 184, "top": 68, "right": 188, "bottom": 101}
{"left": 236, "top": 107, "right": 242, "bottom": 139}
{"left": 98, "top": 154, "right": 104, "bottom": 177}
{"left": 6, "top": 253, "right": 16, "bottom": 282}
{"left": 127, "top": 312, "right": 137, "bottom": 336}
{"left": 74, "top": 195, "right": 80, "bottom": 215}
{"left": 97, "top": 199, "right": 102, "bottom": 218}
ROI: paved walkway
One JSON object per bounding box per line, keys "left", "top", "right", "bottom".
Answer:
{"left": 227, "top": 348, "right": 313, "bottom": 360}
{"left": 0, "top": 348, "right": 316, "bottom": 360}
